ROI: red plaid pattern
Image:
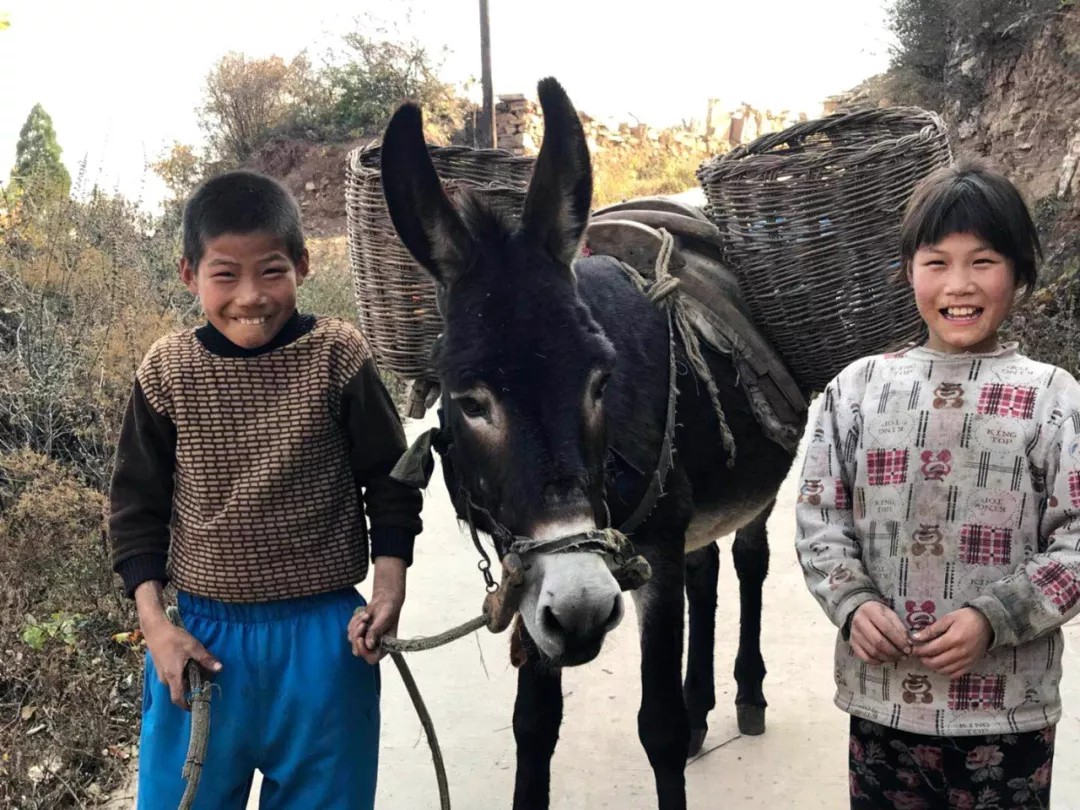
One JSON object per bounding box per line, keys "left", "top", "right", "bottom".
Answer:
{"left": 1070, "top": 470, "right": 1080, "bottom": 508}
{"left": 835, "top": 479, "right": 849, "bottom": 510}
{"left": 1031, "top": 561, "right": 1080, "bottom": 614}
{"left": 959, "top": 524, "right": 1012, "bottom": 566}
{"left": 977, "top": 383, "right": 1036, "bottom": 419}
{"left": 948, "top": 674, "right": 1006, "bottom": 712}
{"left": 866, "top": 449, "right": 909, "bottom": 487}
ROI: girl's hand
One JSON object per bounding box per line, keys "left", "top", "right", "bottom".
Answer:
{"left": 850, "top": 601, "right": 913, "bottom": 665}
{"left": 912, "top": 608, "right": 993, "bottom": 678}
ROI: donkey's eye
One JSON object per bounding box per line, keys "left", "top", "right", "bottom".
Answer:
{"left": 457, "top": 396, "right": 489, "bottom": 420}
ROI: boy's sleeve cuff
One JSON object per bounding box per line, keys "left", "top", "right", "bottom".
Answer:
{"left": 115, "top": 553, "right": 169, "bottom": 599}
{"left": 370, "top": 525, "right": 416, "bottom": 567}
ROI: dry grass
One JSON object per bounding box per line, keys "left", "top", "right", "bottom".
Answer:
{"left": 0, "top": 449, "right": 142, "bottom": 808}
{"left": 301, "top": 236, "right": 356, "bottom": 321}
{"left": 303, "top": 235, "right": 408, "bottom": 404}
{"left": 0, "top": 178, "right": 185, "bottom": 806}
{"left": 591, "top": 147, "right": 704, "bottom": 208}
{"left": 1005, "top": 273, "right": 1080, "bottom": 378}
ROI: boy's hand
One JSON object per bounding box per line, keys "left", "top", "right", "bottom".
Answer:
{"left": 144, "top": 623, "right": 222, "bottom": 710}
{"left": 349, "top": 557, "right": 407, "bottom": 665}
{"left": 850, "top": 601, "right": 913, "bottom": 665}
{"left": 135, "top": 580, "right": 221, "bottom": 710}
{"left": 911, "top": 607, "right": 993, "bottom": 678}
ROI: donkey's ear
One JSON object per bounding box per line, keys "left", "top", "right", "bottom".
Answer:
{"left": 381, "top": 104, "right": 473, "bottom": 286}
{"left": 520, "top": 78, "right": 593, "bottom": 267}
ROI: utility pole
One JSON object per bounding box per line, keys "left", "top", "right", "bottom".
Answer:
{"left": 479, "top": 0, "right": 496, "bottom": 149}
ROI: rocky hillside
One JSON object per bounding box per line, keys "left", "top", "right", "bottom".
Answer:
{"left": 830, "top": 5, "right": 1080, "bottom": 282}
{"left": 245, "top": 138, "right": 360, "bottom": 238}
{"left": 947, "top": 8, "right": 1079, "bottom": 205}
{"left": 952, "top": 6, "right": 1080, "bottom": 282}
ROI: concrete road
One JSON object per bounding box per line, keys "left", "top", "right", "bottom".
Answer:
{"left": 120, "top": 403, "right": 1080, "bottom": 809}
{"left": 354, "top": 407, "right": 846, "bottom": 810}
{"left": 261, "top": 406, "right": 1080, "bottom": 809}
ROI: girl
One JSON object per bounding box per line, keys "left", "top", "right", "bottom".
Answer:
{"left": 796, "top": 161, "right": 1080, "bottom": 809}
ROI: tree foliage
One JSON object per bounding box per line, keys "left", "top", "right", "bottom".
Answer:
{"left": 198, "top": 52, "right": 297, "bottom": 164}
{"left": 151, "top": 141, "right": 208, "bottom": 202}
{"left": 195, "top": 18, "right": 469, "bottom": 166}
{"left": 325, "top": 21, "right": 466, "bottom": 141}
{"left": 9, "top": 103, "right": 71, "bottom": 201}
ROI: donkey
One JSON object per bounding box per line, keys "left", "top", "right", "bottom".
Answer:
{"left": 381, "top": 78, "right": 800, "bottom": 810}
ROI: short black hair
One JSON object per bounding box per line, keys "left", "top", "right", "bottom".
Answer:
{"left": 898, "top": 160, "right": 1042, "bottom": 295}
{"left": 182, "top": 170, "right": 305, "bottom": 268}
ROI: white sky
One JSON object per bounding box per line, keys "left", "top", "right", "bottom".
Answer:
{"left": 0, "top": 0, "right": 893, "bottom": 207}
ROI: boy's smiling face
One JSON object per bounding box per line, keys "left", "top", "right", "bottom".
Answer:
{"left": 909, "top": 231, "right": 1015, "bottom": 355}
{"left": 181, "top": 231, "right": 309, "bottom": 349}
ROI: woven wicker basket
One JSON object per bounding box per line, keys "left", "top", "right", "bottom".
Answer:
{"left": 346, "top": 143, "right": 536, "bottom": 379}
{"left": 697, "top": 108, "right": 952, "bottom": 392}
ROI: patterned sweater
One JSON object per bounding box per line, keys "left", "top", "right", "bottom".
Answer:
{"left": 796, "top": 343, "right": 1080, "bottom": 736}
{"left": 109, "top": 314, "right": 423, "bottom": 603}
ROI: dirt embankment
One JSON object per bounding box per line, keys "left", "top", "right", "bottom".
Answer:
{"left": 245, "top": 137, "right": 365, "bottom": 238}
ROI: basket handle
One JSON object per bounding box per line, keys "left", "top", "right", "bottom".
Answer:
{"left": 723, "top": 107, "right": 944, "bottom": 162}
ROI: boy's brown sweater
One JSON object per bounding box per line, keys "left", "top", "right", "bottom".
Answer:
{"left": 109, "top": 313, "right": 423, "bottom": 603}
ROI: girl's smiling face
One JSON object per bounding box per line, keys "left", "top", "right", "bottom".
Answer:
{"left": 909, "top": 231, "right": 1015, "bottom": 354}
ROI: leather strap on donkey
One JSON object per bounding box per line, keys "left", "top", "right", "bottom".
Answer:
{"left": 389, "top": 434, "right": 656, "bottom": 594}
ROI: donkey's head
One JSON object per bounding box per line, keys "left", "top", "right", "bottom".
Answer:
{"left": 382, "top": 78, "right": 623, "bottom": 665}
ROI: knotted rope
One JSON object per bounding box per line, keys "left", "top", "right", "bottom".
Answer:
{"left": 615, "top": 229, "right": 737, "bottom": 468}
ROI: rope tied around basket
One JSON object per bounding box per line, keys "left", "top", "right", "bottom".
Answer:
{"left": 613, "top": 228, "right": 737, "bottom": 468}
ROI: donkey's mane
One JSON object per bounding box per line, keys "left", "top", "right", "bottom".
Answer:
{"left": 449, "top": 188, "right": 518, "bottom": 249}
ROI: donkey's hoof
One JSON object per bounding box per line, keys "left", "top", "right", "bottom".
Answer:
{"left": 688, "top": 727, "right": 708, "bottom": 757}
{"left": 736, "top": 704, "right": 766, "bottom": 736}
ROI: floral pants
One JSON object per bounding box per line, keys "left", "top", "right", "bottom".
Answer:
{"left": 849, "top": 716, "right": 1055, "bottom": 809}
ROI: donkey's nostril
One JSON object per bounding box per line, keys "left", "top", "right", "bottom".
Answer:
{"left": 541, "top": 605, "right": 562, "bottom": 635}
{"left": 604, "top": 595, "right": 624, "bottom": 631}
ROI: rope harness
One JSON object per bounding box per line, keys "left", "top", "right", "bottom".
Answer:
{"left": 167, "top": 229, "right": 719, "bottom": 810}
{"left": 613, "top": 229, "right": 736, "bottom": 468}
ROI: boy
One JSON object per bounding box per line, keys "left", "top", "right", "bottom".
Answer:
{"left": 109, "top": 169, "right": 422, "bottom": 809}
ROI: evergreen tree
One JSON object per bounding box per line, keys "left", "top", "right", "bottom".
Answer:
{"left": 10, "top": 104, "right": 71, "bottom": 199}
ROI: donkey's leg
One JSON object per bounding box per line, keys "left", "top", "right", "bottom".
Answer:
{"left": 684, "top": 541, "right": 720, "bottom": 757}
{"left": 512, "top": 626, "right": 563, "bottom": 810}
{"left": 732, "top": 500, "right": 774, "bottom": 736}
{"left": 633, "top": 543, "right": 690, "bottom": 810}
